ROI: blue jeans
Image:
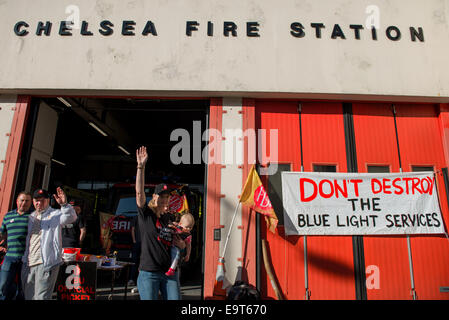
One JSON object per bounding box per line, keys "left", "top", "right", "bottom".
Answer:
{"left": 137, "top": 270, "right": 180, "bottom": 300}
{"left": 0, "top": 256, "right": 24, "bottom": 300}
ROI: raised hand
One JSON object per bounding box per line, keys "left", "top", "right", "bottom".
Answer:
{"left": 136, "top": 146, "right": 148, "bottom": 167}
{"left": 136, "top": 147, "right": 148, "bottom": 208}
{"left": 53, "top": 187, "right": 67, "bottom": 206}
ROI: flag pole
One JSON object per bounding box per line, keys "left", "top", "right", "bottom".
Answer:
{"left": 213, "top": 201, "right": 241, "bottom": 299}
{"left": 222, "top": 201, "right": 241, "bottom": 258}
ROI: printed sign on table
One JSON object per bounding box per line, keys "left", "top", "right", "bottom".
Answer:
{"left": 281, "top": 171, "right": 446, "bottom": 236}
{"left": 56, "top": 261, "right": 97, "bottom": 300}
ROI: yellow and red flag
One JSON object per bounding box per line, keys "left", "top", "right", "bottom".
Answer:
{"left": 179, "top": 194, "right": 189, "bottom": 213}
{"left": 99, "top": 211, "right": 114, "bottom": 252}
{"left": 240, "top": 165, "right": 278, "bottom": 233}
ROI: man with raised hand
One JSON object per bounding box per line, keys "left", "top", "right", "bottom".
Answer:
{"left": 21, "top": 187, "right": 77, "bottom": 300}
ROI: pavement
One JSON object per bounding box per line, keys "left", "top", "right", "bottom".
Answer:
{"left": 93, "top": 263, "right": 204, "bottom": 300}
{"left": 52, "top": 259, "right": 204, "bottom": 300}
{"left": 95, "top": 283, "right": 203, "bottom": 300}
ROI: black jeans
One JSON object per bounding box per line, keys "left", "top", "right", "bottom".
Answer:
{"left": 130, "top": 242, "right": 141, "bottom": 283}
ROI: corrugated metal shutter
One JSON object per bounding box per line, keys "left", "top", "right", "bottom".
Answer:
{"left": 256, "top": 100, "right": 304, "bottom": 299}
{"left": 301, "top": 102, "right": 355, "bottom": 300}
{"left": 256, "top": 100, "right": 449, "bottom": 300}
{"left": 395, "top": 103, "right": 449, "bottom": 300}
{"left": 256, "top": 100, "right": 356, "bottom": 300}
{"left": 353, "top": 102, "right": 413, "bottom": 300}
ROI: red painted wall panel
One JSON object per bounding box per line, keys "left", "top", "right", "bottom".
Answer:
{"left": 395, "top": 104, "right": 449, "bottom": 300}
{"left": 0, "top": 95, "right": 30, "bottom": 222}
{"left": 241, "top": 98, "right": 257, "bottom": 287}
{"left": 301, "top": 102, "right": 355, "bottom": 300}
{"left": 256, "top": 100, "right": 303, "bottom": 300}
{"left": 203, "top": 98, "right": 223, "bottom": 299}
{"left": 353, "top": 103, "right": 413, "bottom": 300}
{"left": 352, "top": 103, "right": 401, "bottom": 173}
{"left": 256, "top": 101, "right": 355, "bottom": 300}
{"left": 301, "top": 103, "right": 348, "bottom": 172}
{"left": 256, "top": 101, "right": 302, "bottom": 170}
{"left": 437, "top": 104, "right": 449, "bottom": 168}
{"left": 255, "top": 100, "right": 449, "bottom": 300}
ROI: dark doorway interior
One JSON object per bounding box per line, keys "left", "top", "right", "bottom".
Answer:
{"left": 25, "top": 97, "right": 208, "bottom": 298}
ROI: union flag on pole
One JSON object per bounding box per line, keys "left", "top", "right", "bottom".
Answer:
{"left": 240, "top": 165, "right": 278, "bottom": 233}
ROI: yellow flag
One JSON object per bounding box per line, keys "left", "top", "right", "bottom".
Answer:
{"left": 99, "top": 211, "right": 114, "bottom": 250}
{"left": 180, "top": 194, "right": 189, "bottom": 213}
{"left": 240, "top": 165, "right": 278, "bottom": 233}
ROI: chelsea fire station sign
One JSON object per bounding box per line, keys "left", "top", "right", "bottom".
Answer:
{"left": 13, "top": 20, "right": 425, "bottom": 42}
{"left": 0, "top": 0, "right": 448, "bottom": 100}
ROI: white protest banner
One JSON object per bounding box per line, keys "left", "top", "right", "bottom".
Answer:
{"left": 281, "top": 171, "right": 446, "bottom": 236}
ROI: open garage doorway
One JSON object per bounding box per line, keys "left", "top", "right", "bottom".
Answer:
{"left": 16, "top": 96, "right": 209, "bottom": 299}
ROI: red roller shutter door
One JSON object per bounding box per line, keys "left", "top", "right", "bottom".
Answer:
{"left": 395, "top": 103, "right": 449, "bottom": 300}
{"left": 301, "top": 102, "right": 355, "bottom": 300}
{"left": 353, "top": 102, "right": 449, "bottom": 300}
{"left": 352, "top": 102, "right": 412, "bottom": 300}
{"left": 256, "top": 100, "right": 304, "bottom": 300}
{"left": 256, "top": 100, "right": 356, "bottom": 300}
